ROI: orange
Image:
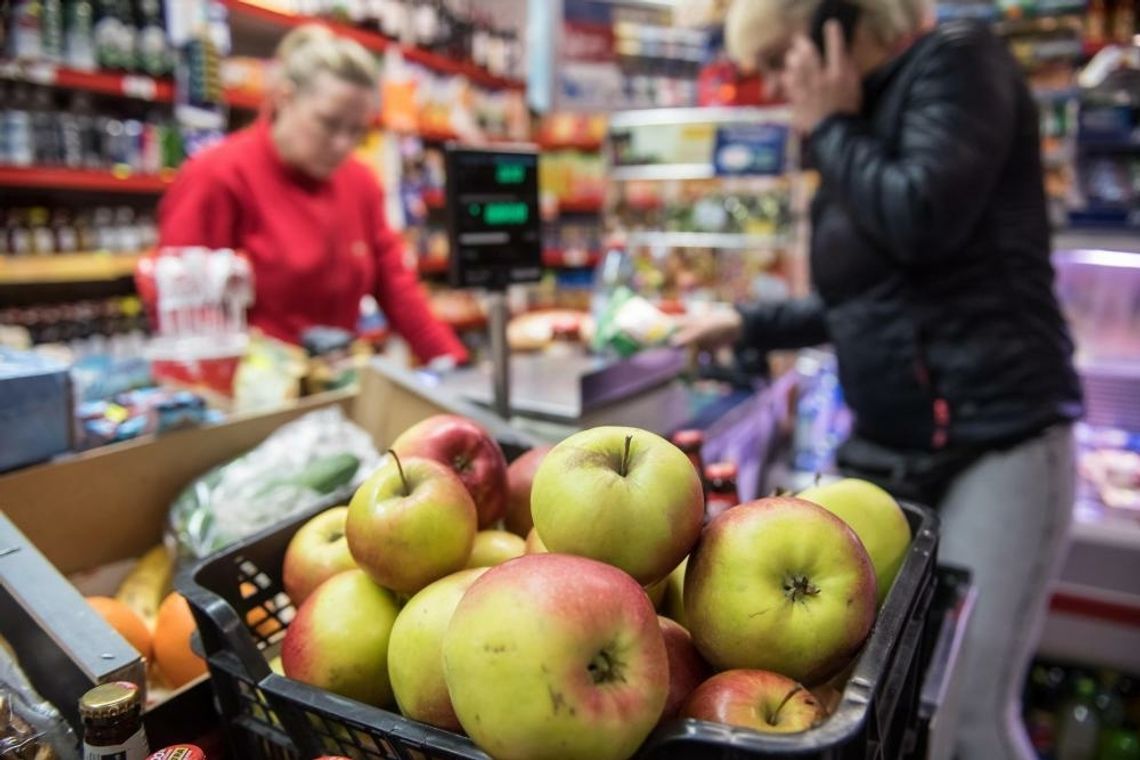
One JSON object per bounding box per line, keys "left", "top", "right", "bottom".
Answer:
{"left": 87, "top": 596, "right": 153, "bottom": 660}
{"left": 153, "top": 592, "right": 208, "bottom": 688}
{"left": 240, "top": 581, "right": 282, "bottom": 637}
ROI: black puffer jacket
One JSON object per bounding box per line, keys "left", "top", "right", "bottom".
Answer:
{"left": 739, "top": 20, "right": 1083, "bottom": 452}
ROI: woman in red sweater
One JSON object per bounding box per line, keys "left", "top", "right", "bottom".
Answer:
{"left": 158, "top": 24, "right": 467, "bottom": 365}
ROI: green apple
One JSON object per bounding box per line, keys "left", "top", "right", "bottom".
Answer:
{"left": 661, "top": 557, "right": 688, "bottom": 627}
{"left": 387, "top": 568, "right": 488, "bottom": 730}
{"left": 798, "top": 478, "right": 912, "bottom": 607}
{"left": 281, "top": 569, "right": 399, "bottom": 707}
{"left": 346, "top": 451, "right": 477, "bottom": 595}
{"left": 645, "top": 576, "right": 667, "bottom": 609}
{"left": 442, "top": 554, "right": 668, "bottom": 760}
{"left": 682, "top": 670, "right": 825, "bottom": 733}
{"left": 685, "top": 497, "right": 877, "bottom": 685}
{"left": 531, "top": 426, "right": 704, "bottom": 585}
{"left": 465, "top": 530, "right": 527, "bottom": 568}
{"left": 524, "top": 527, "right": 548, "bottom": 554}
{"left": 282, "top": 506, "right": 357, "bottom": 605}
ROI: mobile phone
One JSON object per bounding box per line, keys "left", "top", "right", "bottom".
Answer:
{"left": 810, "top": 0, "right": 861, "bottom": 55}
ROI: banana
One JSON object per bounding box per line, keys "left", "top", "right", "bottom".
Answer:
{"left": 115, "top": 544, "right": 174, "bottom": 631}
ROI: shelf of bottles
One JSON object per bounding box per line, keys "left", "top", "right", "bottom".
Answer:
{"left": 221, "top": 0, "right": 526, "bottom": 91}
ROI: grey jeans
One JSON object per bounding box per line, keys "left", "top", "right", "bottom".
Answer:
{"left": 938, "top": 424, "right": 1076, "bottom": 760}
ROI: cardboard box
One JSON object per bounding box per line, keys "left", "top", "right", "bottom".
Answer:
{"left": 0, "top": 360, "right": 538, "bottom": 745}
{"left": 0, "top": 348, "right": 72, "bottom": 472}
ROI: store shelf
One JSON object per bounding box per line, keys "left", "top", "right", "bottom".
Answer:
{"left": 609, "top": 164, "right": 792, "bottom": 183}
{"left": 0, "top": 60, "right": 175, "bottom": 102}
{"left": 419, "top": 250, "right": 600, "bottom": 275}
{"left": 556, "top": 198, "right": 604, "bottom": 214}
{"left": 0, "top": 253, "right": 141, "bottom": 285}
{"left": 610, "top": 164, "right": 718, "bottom": 181}
{"left": 543, "top": 249, "right": 600, "bottom": 268}
{"left": 609, "top": 106, "right": 789, "bottom": 129}
{"left": 222, "top": 0, "right": 525, "bottom": 91}
{"left": 539, "top": 136, "right": 604, "bottom": 152}
{"left": 625, "top": 231, "right": 790, "bottom": 249}
{"left": 0, "top": 166, "right": 174, "bottom": 193}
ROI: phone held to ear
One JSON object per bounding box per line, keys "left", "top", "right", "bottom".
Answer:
{"left": 810, "top": 0, "right": 861, "bottom": 54}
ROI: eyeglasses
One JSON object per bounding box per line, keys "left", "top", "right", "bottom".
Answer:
{"left": 312, "top": 111, "right": 370, "bottom": 144}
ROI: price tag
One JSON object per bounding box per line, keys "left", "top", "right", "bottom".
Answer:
{"left": 24, "top": 62, "right": 58, "bottom": 86}
{"left": 563, "top": 248, "right": 589, "bottom": 267}
{"left": 122, "top": 75, "right": 158, "bottom": 101}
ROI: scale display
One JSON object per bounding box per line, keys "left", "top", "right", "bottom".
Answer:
{"left": 445, "top": 146, "right": 542, "bottom": 289}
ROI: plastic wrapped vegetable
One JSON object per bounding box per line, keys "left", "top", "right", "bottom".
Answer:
{"left": 168, "top": 407, "right": 380, "bottom": 561}
{"left": 0, "top": 636, "right": 78, "bottom": 760}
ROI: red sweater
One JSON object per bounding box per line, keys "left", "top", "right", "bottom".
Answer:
{"left": 157, "top": 119, "right": 467, "bottom": 363}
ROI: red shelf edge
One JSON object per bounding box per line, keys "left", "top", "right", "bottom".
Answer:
{"left": 223, "top": 0, "right": 524, "bottom": 91}
{"left": 538, "top": 138, "right": 604, "bottom": 152}
{"left": 1, "top": 63, "right": 175, "bottom": 102}
{"left": 0, "top": 166, "right": 173, "bottom": 193}
{"left": 556, "top": 198, "right": 604, "bottom": 214}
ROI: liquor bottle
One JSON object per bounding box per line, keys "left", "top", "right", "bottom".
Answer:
{"left": 64, "top": 0, "right": 97, "bottom": 70}
{"left": 42, "top": 0, "right": 63, "bottom": 61}
{"left": 1057, "top": 677, "right": 1102, "bottom": 760}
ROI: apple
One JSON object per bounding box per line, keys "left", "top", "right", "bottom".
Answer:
{"left": 798, "top": 478, "right": 912, "bottom": 607}
{"left": 645, "top": 576, "right": 667, "bottom": 609}
{"left": 281, "top": 569, "right": 399, "bottom": 707}
{"left": 388, "top": 568, "right": 488, "bottom": 730}
{"left": 658, "top": 616, "right": 711, "bottom": 724}
{"left": 466, "top": 530, "right": 527, "bottom": 568}
{"left": 346, "top": 451, "right": 477, "bottom": 595}
{"left": 683, "top": 670, "right": 825, "bottom": 733}
{"left": 505, "top": 446, "right": 552, "bottom": 536}
{"left": 524, "top": 527, "right": 548, "bottom": 554}
{"left": 282, "top": 506, "right": 357, "bottom": 605}
{"left": 661, "top": 557, "right": 689, "bottom": 627}
{"left": 391, "top": 414, "right": 508, "bottom": 529}
{"left": 530, "top": 426, "right": 704, "bottom": 585}
{"left": 684, "top": 497, "right": 876, "bottom": 685}
{"left": 442, "top": 554, "right": 668, "bottom": 760}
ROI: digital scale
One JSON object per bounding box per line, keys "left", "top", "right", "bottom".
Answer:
{"left": 445, "top": 144, "right": 542, "bottom": 418}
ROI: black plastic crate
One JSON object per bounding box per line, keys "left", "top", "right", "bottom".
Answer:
{"left": 179, "top": 495, "right": 939, "bottom": 760}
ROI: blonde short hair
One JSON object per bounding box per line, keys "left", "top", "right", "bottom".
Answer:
{"left": 725, "top": 0, "right": 931, "bottom": 69}
{"left": 275, "top": 23, "right": 379, "bottom": 91}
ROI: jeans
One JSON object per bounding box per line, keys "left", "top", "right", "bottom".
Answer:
{"left": 938, "top": 424, "right": 1075, "bottom": 760}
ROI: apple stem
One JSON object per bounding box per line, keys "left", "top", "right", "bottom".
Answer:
{"left": 620, "top": 435, "right": 633, "bottom": 477}
{"left": 389, "top": 449, "right": 411, "bottom": 497}
{"left": 771, "top": 685, "right": 805, "bottom": 724}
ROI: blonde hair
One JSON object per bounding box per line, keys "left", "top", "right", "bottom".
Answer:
{"left": 275, "top": 23, "right": 379, "bottom": 91}
{"left": 725, "top": 0, "right": 932, "bottom": 69}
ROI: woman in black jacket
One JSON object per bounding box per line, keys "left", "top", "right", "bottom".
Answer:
{"left": 677, "top": 1, "right": 1084, "bottom": 757}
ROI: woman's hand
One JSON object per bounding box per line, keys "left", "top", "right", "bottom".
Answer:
{"left": 783, "top": 20, "right": 862, "bottom": 135}
{"left": 671, "top": 308, "right": 744, "bottom": 351}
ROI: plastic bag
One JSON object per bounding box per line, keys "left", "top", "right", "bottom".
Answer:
{"left": 0, "top": 639, "right": 78, "bottom": 760}
{"left": 167, "top": 407, "right": 381, "bottom": 562}
{"left": 591, "top": 286, "right": 677, "bottom": 358}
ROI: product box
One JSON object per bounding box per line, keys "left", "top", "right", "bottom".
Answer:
{"left": 0, "top": 348, "right": 72, "bottom": 472}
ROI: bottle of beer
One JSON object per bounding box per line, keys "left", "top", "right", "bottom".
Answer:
{"left": 704, "top": 462, "right": 740, "bottom": 523}
{"left": 79, "top": 681, "right": 150, "bottom": 760}
{"left": 670, "top": 429, "right": 707, "bottom": 492}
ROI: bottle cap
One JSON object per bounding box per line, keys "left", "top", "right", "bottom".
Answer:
{"left": 671, "top": 429, "right": 704, "bottom": 449}
{"left": 79, "top": 681, "right": 141, "bottom": 720}
{"left": 705, "top": 462, "right": 738, "bottom": 482}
